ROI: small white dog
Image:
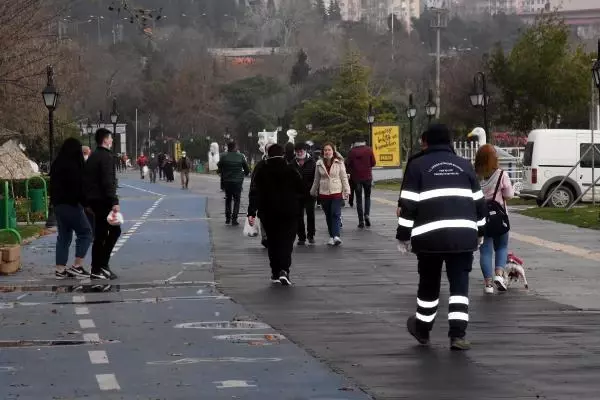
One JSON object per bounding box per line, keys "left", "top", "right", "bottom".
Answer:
{"left": 505, "top": 253, "right": 529, "bottom": 289}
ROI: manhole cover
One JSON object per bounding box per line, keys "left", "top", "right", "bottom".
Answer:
{"left": 213, "top": 333, "right": 286, "bottom": 345}
{"left": 174, "top": 321, "right": 271, "bottom": 330}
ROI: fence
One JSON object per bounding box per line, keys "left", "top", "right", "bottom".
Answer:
{"left": 454, "top": 141, "right": 525, "bottom": 193}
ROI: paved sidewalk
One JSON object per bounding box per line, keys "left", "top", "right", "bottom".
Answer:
{"left": 197, "top": 173, "right": 600, "bottom": 400}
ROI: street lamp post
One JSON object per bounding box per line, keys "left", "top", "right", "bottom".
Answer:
{"left": 406, "top": 94, "right": 417, "bottom": 155}
{"left": 86, "top": 120, "right": 93, "bottom": 147}
{"left": 110, "top": 97, "right": 119, "bottom": 154}
{"left": 425, "top": 89, "right": 437, "bottom": 124}
{"left": 42, "top": 65, "right": 59, "bottom": 228}
{"left": 367, "top": 103, "right": 375, "bottom": 147}
{"left": 590, "top": 39, "right": 600, "bottom": 207}
{"left": 469, "top": 71, "right": 490, "bottom": 142}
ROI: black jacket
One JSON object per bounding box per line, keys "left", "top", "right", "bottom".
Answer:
{"left": 50, "top": 159, "right": 85, "bottom": 207}
{"left": 84, "top": 147, "right": 119, "bottom": 206}
{"left": 396, "top": 145, "right": 486, "bottom": 253}
{"left": 291, "top": 156, "right": 316, "bottom": 197}
{"left": 247, "top": 156, "right": 304, "bottom": 219}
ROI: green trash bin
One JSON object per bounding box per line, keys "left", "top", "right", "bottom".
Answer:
{"left": 30, "top": 188, "right": 46, "bottom": 213}
{"left": 196, "top": 164, "right": 204, "bottom": 173}
{"left": 0, "top": 198, "right": 17, "bottom": 230}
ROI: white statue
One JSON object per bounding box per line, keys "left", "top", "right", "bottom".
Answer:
{"left": 257, "top": 129, "right": 278, "bottom": 157}
{"left": 208, "top": 142, "right": 220, "bottom": 171}
{"left": 286, "top": 129, "right": 297, "bottom": 144}
{"left": 467, "top": 127, "right": 486, "bottom": 146}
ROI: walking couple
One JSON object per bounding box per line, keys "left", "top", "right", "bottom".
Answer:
{"left": 51, "top": 129, "right": 121, "bottom": 282}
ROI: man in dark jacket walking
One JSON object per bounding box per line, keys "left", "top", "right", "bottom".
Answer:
{"left": 397, "top": 124, "right": 487, "bottom": 351}
{"left": 218, "top": 141, "right": 250, "bottom": 225}
{"left": 291, "top": 142, "right": 317, "bottom": 245}
{"left": 84, "top": 128, "right": 121, "bottom": 280}
{"left": 247, "top": 144, "right": 304, "bottom": 285}
{"left": 347, "top": 138, "right": 376, "bottom": 228}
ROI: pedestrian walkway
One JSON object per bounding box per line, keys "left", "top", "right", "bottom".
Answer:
{"left": 0, "top": 174, "right": 368, "bottom": 400}
{"left": 200, "top": 174, "right": 600, "bottom": 400}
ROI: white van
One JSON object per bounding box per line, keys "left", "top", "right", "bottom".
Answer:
{"left": 520, "top": 129, "right": 600, "bottom": 207}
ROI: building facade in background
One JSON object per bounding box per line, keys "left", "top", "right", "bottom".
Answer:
{"left": 331, "top": 0, "right": 421, "bottom": 30}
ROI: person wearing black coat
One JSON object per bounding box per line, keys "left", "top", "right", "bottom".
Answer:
{"left": 50, "top": 138, "right": 93, "bottom": 280}
{"left": 397, "top": 124, "right": 487, "bottom": 351}
{"left": 84, "top": 128, "right": 121, "bottom": 280}
{"left": 291, "top": 142, "right": 317, "bottom": 245}
{"left": 247, "top": 144, "right": 304, "bottom": 286}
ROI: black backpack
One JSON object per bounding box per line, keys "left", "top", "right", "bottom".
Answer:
{"left": 485, "top": 170, "right": 510, "bottom": 237}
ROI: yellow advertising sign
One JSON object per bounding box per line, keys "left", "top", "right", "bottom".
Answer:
{"left": 175, "top": 141, "right": 182, "bottom": 160}
{"left": 372, "top": 125, "right": 401, "bottom": 167}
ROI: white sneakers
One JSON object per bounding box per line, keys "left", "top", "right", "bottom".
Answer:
{"left": 333, "top": 236, "right": 342, "bottom": 246}
{"left": 326, "top": 238, "right": 335, "bottom": 246}
{"left": 484, "top": 285, "right": 494, "bottom": 294}
{"left": 494, "top": 275, "right": 508, "bottom": 292}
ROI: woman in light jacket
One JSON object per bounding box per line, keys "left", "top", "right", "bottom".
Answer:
{"left": 310, "top": 143, "right": 350, "bottom": 246}
{"left": 474, "top": 144, "right": 514, "bottom": 294}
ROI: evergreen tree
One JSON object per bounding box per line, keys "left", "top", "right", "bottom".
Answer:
{"left": 315, "top": 0, "right": 327, "bottom": 22}
{"left": 290, "top": 49, "right": 311, "bottom": 85}
{"left": 328, "top": 0, "right": 342, "bottom": 21}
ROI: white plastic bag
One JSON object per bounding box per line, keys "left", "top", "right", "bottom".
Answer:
{"left": 142, "top": 165, "right": 149, "bottom": 177}
{"left": 243, "top": 217, "right": 259, "bottom": 237}
{"left": 107, "top": 211, "right": 124, "bottom": 226}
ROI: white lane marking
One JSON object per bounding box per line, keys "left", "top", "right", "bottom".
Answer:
{"left": 73, "top": 296, "right": 86, "bottom": 303}
{"left": 111, "top": 196, "right": 164, "bottom": 256}
{"left": 79, "top": 319, "right": 96, "bottom": 329}
{"left": 214, "top": 380, "right": 257, "bottom": 389}
{"left": 120, "top": 183, "right": 164, "bottom": 196}
{"left": 89, "top": 350, "right": 109, "bottom": 364}
{"left": 96, "top": 374, "right": 121, "bottom": 391}
{"left": 148, "top": 357, "right": 281, "bottom": 365}
{"left": 165, "top": 270, "right": 184, "bottom": 282}
{"left": 371, "top": 196, "right": 600, "bottom": 262}
{"left": 16, "top": 294, "right": 27, "bottom": 301}
{"left": 75, "top": 307, "right": 90, "bottom": 315}
{"left": 84, "top": 333, "right": 100, "bottom": 343}
{"left": 196, "top": 289, "right": 204, "bottom": 295}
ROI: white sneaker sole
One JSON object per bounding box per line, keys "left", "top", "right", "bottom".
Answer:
{"left": 494, "top": 277, "right": 507, "bottom": 292}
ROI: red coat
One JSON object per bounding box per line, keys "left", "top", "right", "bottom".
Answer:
{"left": 347, "top": 144, "right": 376, "bottom": 182}
{"left": 137, "top": 156, "right": 147, "bottom": 166}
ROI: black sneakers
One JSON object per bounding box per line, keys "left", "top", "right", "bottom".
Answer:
{"left": 365, "top": 216, "right": 371, "bottom": 227}
{"left": 297, "top": 240, "right": 306, "bottom": 246}
{"left": 271, "top": 274, "right": 280, "bottom": 284}
{"left": 406, "top": 315, "right": 430, "bottom": 345}
{"left": 279, "top": 271, "right": 292, "bottom": 286}
{"left": 55, "top": 266, "right": 90, "bottom": 280}
{"left": 450, "top": 337, "right": 471, "bottom": 351}
{"left": 231, "top": 220, "right": 240, "bottom": 226}
{"left": 91, "top": 268, "right": 118, "bottom": 280}
{"left": 68, "top": 265, "right": 90, "bottom": 279}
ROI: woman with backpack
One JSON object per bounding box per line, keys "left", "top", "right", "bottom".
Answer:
{"left": 474, "top": 144, "right": 514, "bottom": 294}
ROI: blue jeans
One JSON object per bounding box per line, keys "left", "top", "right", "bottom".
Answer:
{"left": 55, "top": 204, "right": 93, "bottom": 266}
{"left": 479, "top": 232, "right": 509, "bottom": 279}
{"left": 321, "top": 198, "right": 342, "bottom": 238}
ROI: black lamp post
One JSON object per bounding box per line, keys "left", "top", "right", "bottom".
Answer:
{"left": 110, "top": 97, "right": 119, "bottom": 154}
{"left": 406, "top": 94, "right": 417, "bottom": 155}
{"left": 469, "top": 71, "right": 490, "bottom": 142}
{"left": 367, "top": 103, "right": 375, "bottom": 146}
{"left": 425, "top": 89, "right": 437, "bottom": 124}
{"left": 42, "top": 65, "right": 59, "bottom": 228}
{"left": 593, "top": 41, "right": 600, "bottom": 92}
{"left": 86, "top": 120, "right": 93, "bottom": 147}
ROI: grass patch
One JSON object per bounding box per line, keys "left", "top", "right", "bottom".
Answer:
{"left": 0, "top": 225, "right": 44, "bottom": 245}
{"left": 519, "top": 205, "right": 600, "bottom": 230}
{"left": 373, "top": 179, "right": 401, "bottom": 192}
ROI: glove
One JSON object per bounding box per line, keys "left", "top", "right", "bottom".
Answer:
{"left": 478, "top": 236, "right": 484, "bottom": 246}
{"left": 397, "top": 240, "right": 411, "bottom": 255}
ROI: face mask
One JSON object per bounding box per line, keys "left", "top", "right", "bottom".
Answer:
{"left": 84, "top": 155, "right": 89, "bottom": 161}
{"left": 296, "top": 151, "right": 306, "bottom": 160}
{"left": 324, "top": 153, "right": 333, "bottom": 160}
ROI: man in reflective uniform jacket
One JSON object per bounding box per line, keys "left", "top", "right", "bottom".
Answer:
{"left": 396, "top": 124, "right": 487, "bottom": 350}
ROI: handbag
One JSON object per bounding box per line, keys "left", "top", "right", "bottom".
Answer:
{"left": 485, "top": 170, "right": 510, "bottom": 237}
